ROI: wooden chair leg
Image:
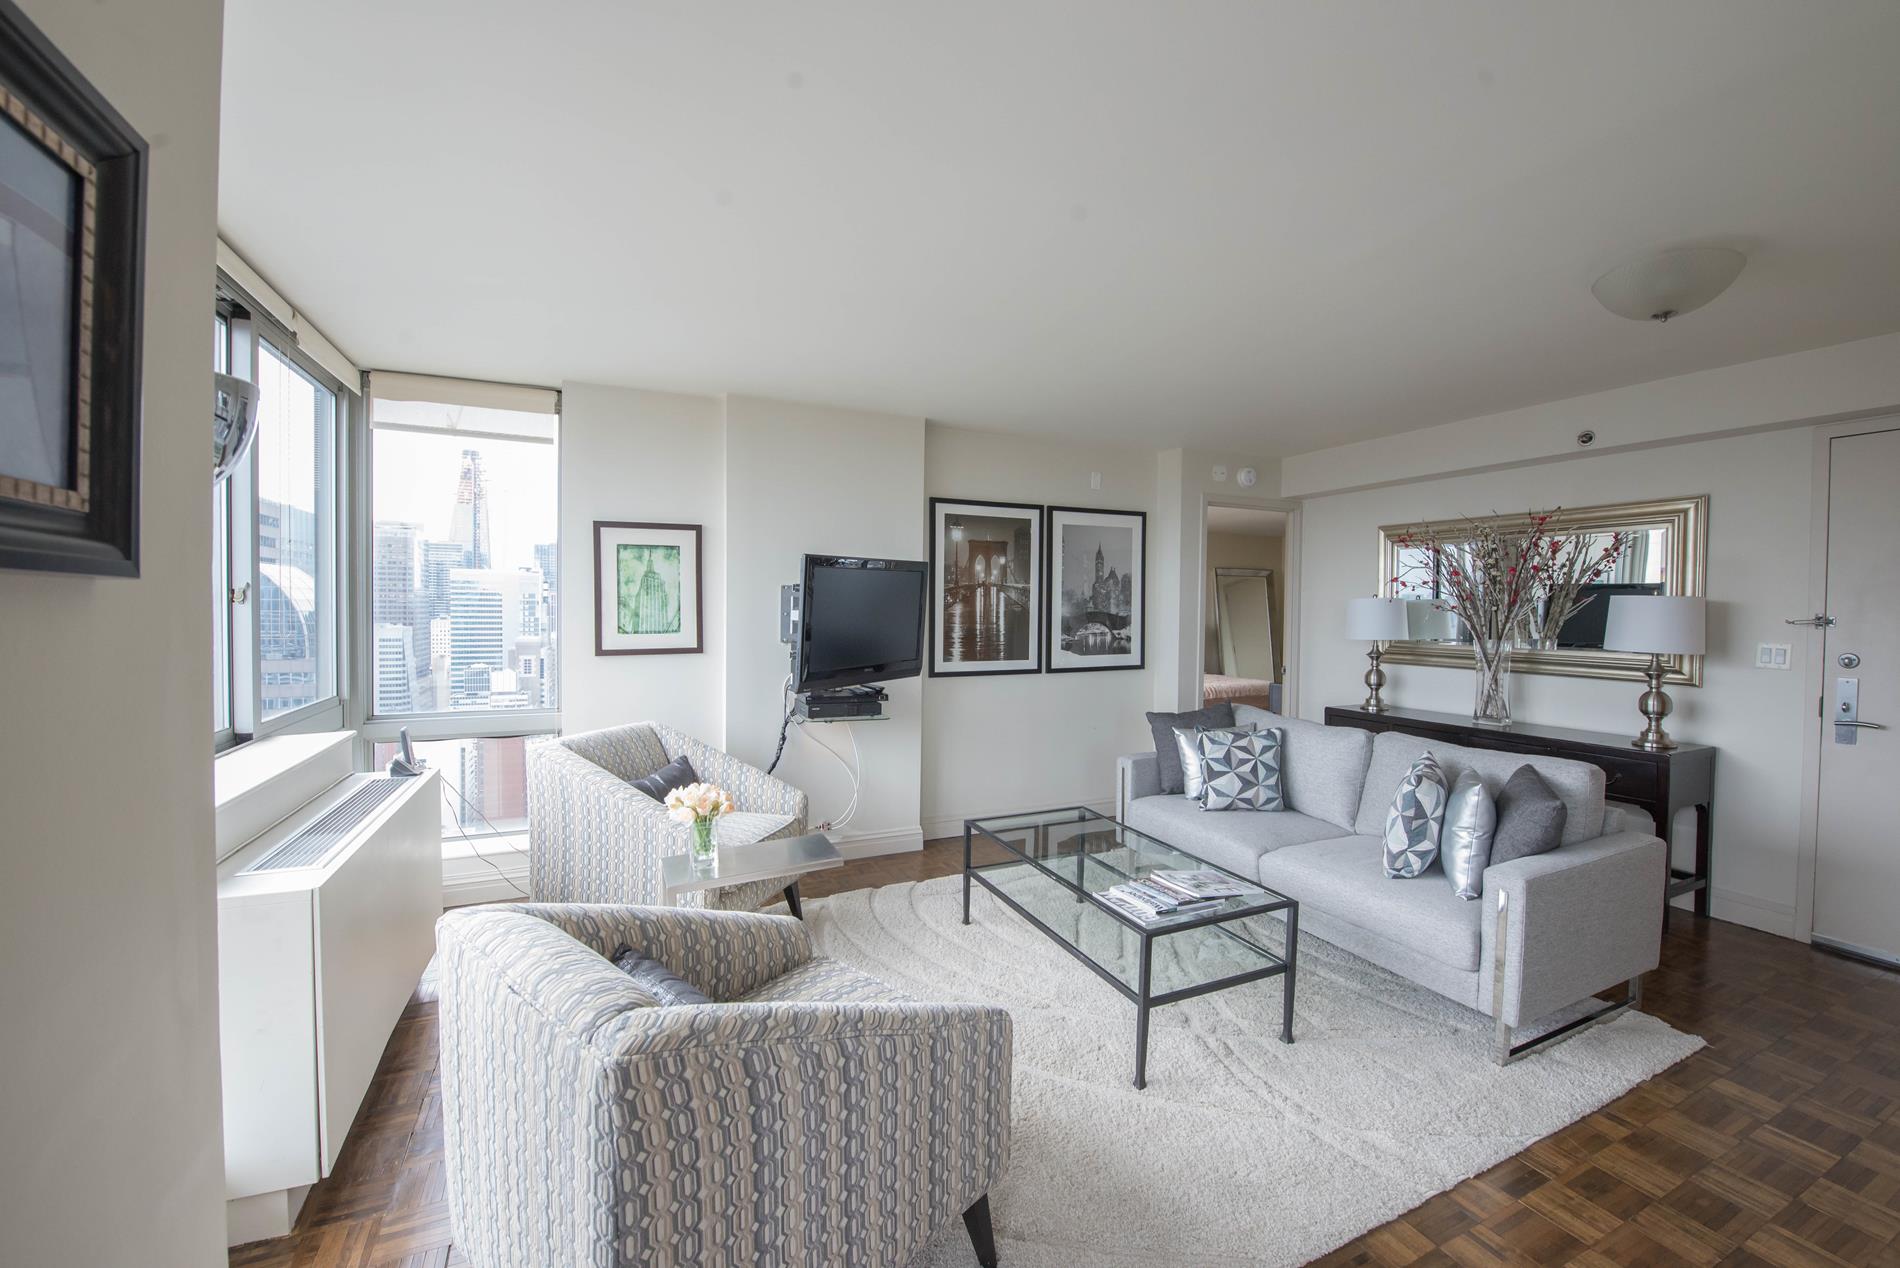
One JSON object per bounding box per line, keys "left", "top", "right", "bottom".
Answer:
{"left": 782, "top": 881, "right": 804, "bottom": 921}
{"left": 963, "top": 1194, "right": 998, "bottom": 1267}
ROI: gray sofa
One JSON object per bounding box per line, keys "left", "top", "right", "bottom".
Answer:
{"left": 1116, "top": 708, "right": 1665, "bottom": 1062}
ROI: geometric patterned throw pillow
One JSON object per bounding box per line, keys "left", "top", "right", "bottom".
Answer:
{"left": 1382, "top": 752, "right": 1449, "bottom": 878}
{"left": 1196, "top": 726, "right": 1285, "bottom": 811}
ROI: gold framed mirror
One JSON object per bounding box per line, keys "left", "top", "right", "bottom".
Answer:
{"left": 1377, "top": 495, "right": 1707, "bottom": 685}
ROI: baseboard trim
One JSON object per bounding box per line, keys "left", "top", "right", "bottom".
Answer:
{"left": 830, "top": 825, "right": 924, "bottom": 860}
{"left": 1709, "top": 886, "right": 1797, "bottom": 939}
{"left": 442, "top": 842, "right": 530, "bottom": 908}
{"left": 921, "top": 797, "right": 1116, "bottom": 844}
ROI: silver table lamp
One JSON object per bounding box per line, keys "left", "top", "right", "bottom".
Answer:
{"left": 1346, "top": 596, "right": 1410, "bottom": 713}
{"left": 1603, "top": 595, "right": 1706, "bottom": 750}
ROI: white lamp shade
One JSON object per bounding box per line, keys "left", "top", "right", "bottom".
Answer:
{"left": 1406, "top": 600, "right": 1463, "bottom": 642}
{"left": 1603, "top": 595, "right": 1706, "bottom": 655}
{"left": 1346, "top": 596, "right": 1410, "bottom": 641}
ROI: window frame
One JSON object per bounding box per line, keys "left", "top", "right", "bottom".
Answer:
{"left": 214, "top": 271, "right": 354, "bottom": 752}
{"left": 349, "top": 376, "right": 561, "bottom": 835}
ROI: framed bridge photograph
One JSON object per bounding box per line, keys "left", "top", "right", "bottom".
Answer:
{"left": 928, "top": 497, "right": 1042, "bottom": 677}
{"left": 1045, "top": 505, "right": 1145, "bottom": 673}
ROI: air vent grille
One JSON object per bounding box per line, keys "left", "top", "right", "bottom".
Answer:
{"left": 242, "top": 778, "right": 409, "bottom": 874}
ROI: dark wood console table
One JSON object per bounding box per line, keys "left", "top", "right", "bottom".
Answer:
{"left": 1324, "top": 705, "right": 1714, "bottom": 916}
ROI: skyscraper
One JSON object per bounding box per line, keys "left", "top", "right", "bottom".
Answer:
{"left": 450, "top": 449, "right": 491, "bottom": 569}
{"left": 448, "top": 579, "right": 505, "bottom": 706}
{"left": 421, "top": 540, "right": 467, "bottom": 623}
{"left": 372, "top": 623, "right": 417, "bottom": 713}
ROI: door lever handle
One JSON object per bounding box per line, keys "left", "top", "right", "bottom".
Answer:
{"left": 1786, "top": 613, "right": 1835, "bottom": 628}
{"left": 1835, "top": 720, "right": 1887, "bottom": 730}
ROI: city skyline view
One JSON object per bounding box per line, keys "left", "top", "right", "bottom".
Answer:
{"left": 371, "top": 425, "right": 559, "bottom": 720}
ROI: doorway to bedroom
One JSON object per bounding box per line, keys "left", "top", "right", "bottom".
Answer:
{"left": 1203, "top": 505, "right": 1289, "bottom": 715}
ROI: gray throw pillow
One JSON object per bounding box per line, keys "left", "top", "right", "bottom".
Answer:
{"left": 629, "top": 754, "right": 698, "bottom": 803}
{"left": 610, "top": 946, "right": 711, "bottom": 1006}
{"left": 1490, "top": 765, "right": 1567, "bottom": 865}
{"left": 1146, "top": 704, "right": 1236, "bottom": 795}
{"left": 1441, "top": 769, "right": 1497, "bottom": 900}
{"left": 1197, "top": 726, "right": 1285, "bottom": 811}
{"left": 1382, "top": 753, "right": 1448, "bottom": 878}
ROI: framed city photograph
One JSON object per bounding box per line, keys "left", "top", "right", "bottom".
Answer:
{"left": 928, "top": 497, "right": 1042, "bottom": 676}
{"left": 0, "top": 0, "right": 147, "bottom": 575}
{"left": 594, "top": 521, "right": 702, "bottom": 655}
{"left": 1045, "top": 505, "right": 1145, "bottom": 672}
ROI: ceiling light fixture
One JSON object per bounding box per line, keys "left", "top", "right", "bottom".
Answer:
{"left": 1591, "top": 247, "right": 1746, "bottom": 323}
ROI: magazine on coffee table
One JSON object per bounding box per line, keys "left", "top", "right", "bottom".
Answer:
{"left": 1146, "top": 869, "right": 1261, "bottom": 902}
{"left": 1097, "top": 880, "right": 1226, "bottom": 926}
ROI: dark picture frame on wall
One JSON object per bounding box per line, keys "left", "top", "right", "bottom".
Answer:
{"left": 0, "top": 0, "right": 148, "bottom": 576}
{"left": 927, "top": 496, "right": 1043, "bottom": 677}
{"left": 593, "top": 521, "right": 704, "bottom": 656}
{"left": 1045, "top": 505, "right": 1146, "bottom": 673}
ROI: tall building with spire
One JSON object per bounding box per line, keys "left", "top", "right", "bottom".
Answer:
{"left": 450, "top": 449, "right": 491, "bottom": 569}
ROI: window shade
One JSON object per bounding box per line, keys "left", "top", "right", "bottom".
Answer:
{"left": 367, "top": 371, "right": 559, "bottom": 441}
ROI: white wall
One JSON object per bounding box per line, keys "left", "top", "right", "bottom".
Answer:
{"left": 1296, "top": 427, "right": 1821, "bottom": 936}
{"left": 558, "top": 383, "right": 726, "bottom": 741}
{"left": 1283, "top": 330, "right": 1900, "bottom": 497}
{"left": 723, "top": 397, "right": 927, "bottom": 852}
{"left": 921, "top": 425, "right": 1158, "bottom": 835}
{"left": 0, "top": 0, "right": 229, "bottom": 1263}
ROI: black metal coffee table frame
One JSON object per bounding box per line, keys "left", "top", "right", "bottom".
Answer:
{"left": 963, "top": 806, "right": 1298, "bottom": 1089}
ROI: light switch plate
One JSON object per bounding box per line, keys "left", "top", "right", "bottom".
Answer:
{"left": 1211, "top": 465, "right": 1228, "bottom": 482}
{"left": 1758, "top": 642, "right": 1791, "bottom": 669}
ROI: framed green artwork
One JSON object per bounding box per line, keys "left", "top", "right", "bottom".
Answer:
{"left": 593, "top": 520, "right": 702, "bottom": 655}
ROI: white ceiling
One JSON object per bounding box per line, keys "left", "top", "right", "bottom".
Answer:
{"left": 1206, "top": 507, "right": 1286, "bottom": 538}
{"left": 219, "top": 2, "right": 1900, "bottom": 456}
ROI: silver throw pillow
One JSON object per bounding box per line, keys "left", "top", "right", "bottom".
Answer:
{"left": 1174, "top": 723, "right": 1255, "bottom": 801}
{"left": 1441, "top": 769, "right": 1497, "bottom": 900}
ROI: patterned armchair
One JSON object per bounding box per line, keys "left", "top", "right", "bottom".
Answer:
{"left": 529, "top": 722, "right": 809, "bottom": 913}
{"left": 436, "top": 903, "right": 1013, "bottom": 1268}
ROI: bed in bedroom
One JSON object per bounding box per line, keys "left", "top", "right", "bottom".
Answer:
{"left": 1203, "top": 673, "right": 1280, "bottom": 713}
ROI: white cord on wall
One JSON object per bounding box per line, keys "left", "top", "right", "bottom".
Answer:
{"left": 796, "top": 715, "right": 861, "bottom": 832}
{"left": 438, "top": 777, "right": 530, "bottom": 900}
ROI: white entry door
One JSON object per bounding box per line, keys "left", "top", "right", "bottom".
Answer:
{"left": 1812, "top": 426, "right": 1900, "bottom": 965}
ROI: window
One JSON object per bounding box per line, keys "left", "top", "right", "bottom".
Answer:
{"left": 366, "top": 377, "right": 559, "bottom": 720}
{"left": 213, "top": 315, "right": 230, "bottom": 735}
{"left": 254, "top": 342, "right": 337, "bottom": 718}
{"left": 370, "top": 736, "right": 531, "bottom": 837}
{"left": 213, "top": 285, "right": 346, "bottom": 747}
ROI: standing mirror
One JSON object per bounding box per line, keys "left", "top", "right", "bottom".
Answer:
{"left": 1214, "top": 567, "right": 1279, "bottom": 682}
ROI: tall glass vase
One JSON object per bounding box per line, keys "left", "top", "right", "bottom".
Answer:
{"left": 1472, "top": 641, "right": 1513, "bottom": 727}
{"left": 690, "top": 816, "right": 718, "bottom": 870}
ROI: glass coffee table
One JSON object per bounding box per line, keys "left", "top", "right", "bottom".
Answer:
{"left": 963, "top": 806, "right": 1298, "bottom": 1089}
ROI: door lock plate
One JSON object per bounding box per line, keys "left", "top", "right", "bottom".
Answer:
{"left": 1836, "top": 676, "right": 1861, "bottom": 745}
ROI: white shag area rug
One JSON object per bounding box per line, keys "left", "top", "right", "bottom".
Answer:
{"left": 803, "top": 873, "right": 1703, "bottom": 1268}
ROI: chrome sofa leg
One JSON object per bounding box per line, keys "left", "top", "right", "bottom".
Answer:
{"left": 1490, "top": 886, "right": 1642, "bottom": 1066}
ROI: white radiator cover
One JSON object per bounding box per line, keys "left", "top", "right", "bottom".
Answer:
{"left": 216, "top": 768, "right": 441, "bottom": 1240}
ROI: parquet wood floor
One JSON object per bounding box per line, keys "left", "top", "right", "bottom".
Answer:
{"left": 231, "top": 837, "right": 1900, "bottom": 1267}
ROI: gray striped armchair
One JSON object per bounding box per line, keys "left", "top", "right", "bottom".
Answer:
{"left": 436, "top": 903, "right": 1013, "bottom": 1268}
{"left": 529, "top": 722, "right": 809, "bottom": 913}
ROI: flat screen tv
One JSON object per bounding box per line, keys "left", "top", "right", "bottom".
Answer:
{"left": 792, "top": 554, "right": 928, "bottom": 692}
{"left": 1554, "top": 581, "right": 1665, "bottom": 648}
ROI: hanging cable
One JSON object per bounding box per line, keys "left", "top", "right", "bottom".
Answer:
{"left": 437, "top": 774, "right": 529, "bottom": 900}
{"left": 799, "top": 718, "right": 861, "bottom": 832}
{"left": 765, "top": 674, "right": 797, "bottom": 775}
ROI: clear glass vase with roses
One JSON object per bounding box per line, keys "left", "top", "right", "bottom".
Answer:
{"left": 664, "top": 782, "right": 736, "bottom": 869}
